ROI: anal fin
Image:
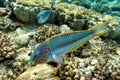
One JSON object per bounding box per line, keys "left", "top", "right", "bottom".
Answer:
{"left": 70, "top": 41, "right": 87, "bottom": 52}
{"left": 52, "top": 54, "right": 64, "bottom": 64}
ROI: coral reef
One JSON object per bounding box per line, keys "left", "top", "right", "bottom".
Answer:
{"left": 0, "top": 7, "right": 21, "bottom": 31}
{"left": 30, "top": 24, "right": 61, "bottom": 43}
{"left": 0, "top": 23, "right": 70, "bottom": 79}
{"left": 0, "top": 30, "right": 30, "bottom": 80}
{"left": 0, "top": 31, "right": 18, "bottom": 61}
{"left": 0, "top": 17, "right": 20, "bottom": 30}
{"left": 9, "top": 0, "right": 120, "bottom": 33}
{"left": 13, "top": 3, "right": 39, "bottom": 23}
{"left": 64, "top": 0, "right": 120, "bottom": 17}
{"left": 8, "top": 0, "right": 99, "bottom": 27}
{"left": 0, "top": 0, "right": 119, "bottom": 80}
{"left": 10, "top": 0, "right": 61, "bottom": 23}
{"left": 59, "top": 37, "right": 120, "bottom": 80}
{"left": 55, "top": 3, "right": 102, "bottom": 29}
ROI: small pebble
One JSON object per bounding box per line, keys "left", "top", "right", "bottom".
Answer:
{"left": 60, "top": 24, "right": 71, "bottom": 33}
{"left": 79, "top": 63, "right": 86, "bottom": 68}
{"left": 80, "top": 77, "right": 85, "bottom": 80}
{"left": 91, "top": 59, "right": 98, "bottom": 65}
{"left": 87, "top": 66, "right": 95, "bottom": 71}
{"left": 74, "top": 74, "right": 79, "bottom": 79}
{"left": 65, "top": 72, "right": 69, "bottom": 76}
{"left": 79, "top": 59, "right": 85, "bottom": 63}
{"left": 8, "top": 69, "right": 13, "bottom": 76}
{"left": 85, "top": 71, "right": 92, "bottom": 79}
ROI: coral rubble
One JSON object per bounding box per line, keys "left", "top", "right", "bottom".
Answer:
{"left": 0, "top": 17, "right": 20, "bottom": 30}
{"left": 59, "top": 37, "right": 120, "bottom": 80}
{"left": 0, "top": 0, "right": 120, "bottom": 80}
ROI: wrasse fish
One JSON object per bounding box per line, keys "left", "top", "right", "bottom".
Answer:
{"left": 30, "top": 21, "right": 110, "bottom": 65}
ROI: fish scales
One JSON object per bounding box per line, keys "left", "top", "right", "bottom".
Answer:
{"left": 49, "top": 30, "right": 95, "bottom": 55}
{"left": 49, "top": 30, "right": 94, "bottom": 49}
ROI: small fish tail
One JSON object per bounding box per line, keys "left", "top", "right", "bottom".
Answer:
{"left": 91, "top": 21, "right": 110, "bottom": 36}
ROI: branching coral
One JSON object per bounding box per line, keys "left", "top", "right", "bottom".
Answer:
{"left": 0, "top": 31, "right": 18, "bottom": 61}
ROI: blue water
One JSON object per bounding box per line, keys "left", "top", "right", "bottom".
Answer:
{"left": 0, "top": 0, "right": 119, "bottom": 17}
{"left": 64, "top": 0, "right": 120, "bottom": 17}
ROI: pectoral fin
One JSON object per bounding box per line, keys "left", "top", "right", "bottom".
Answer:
{"left": 52, "top": 54, "right": 64, "bottom": 64}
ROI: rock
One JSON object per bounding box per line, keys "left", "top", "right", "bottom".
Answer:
{"left": 0, "top": 8, "right": 8, "bottom": 16}
{"left": 16, "top": 34, "right": 30, "bottom": 46}
{"left": 60, "top": 24, "right": 72, "bottom": 33}
{"left": 16, "top": 64, "right": 59, "bottom": 80}
{"left": 72, "top": 19, "right": 87, "bottom": 30}
{"left": 13, "top": 3, "right": 38, "bottom": 23}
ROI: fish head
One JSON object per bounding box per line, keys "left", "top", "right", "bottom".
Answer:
{"left": 30, "top": 42, "right": 51, "bottom": 65}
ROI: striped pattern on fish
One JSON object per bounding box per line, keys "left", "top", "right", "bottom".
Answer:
{"left": 30, "top": 21, "right": 110, "bottom": 64}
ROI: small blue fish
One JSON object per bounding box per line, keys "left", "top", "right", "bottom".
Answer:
{"left": 36, "top": 9, "right": 52, "bottom": 24}
{"left": 36, "top": 0, "right": 55, "bottom": 24}
{"left": 30, "top": 21, "right": 110, "bottom": 65}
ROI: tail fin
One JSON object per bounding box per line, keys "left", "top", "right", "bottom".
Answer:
{"left": 90, "top": 21, "right": 110, "bottom": 36}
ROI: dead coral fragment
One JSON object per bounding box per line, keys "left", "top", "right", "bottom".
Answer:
{"left": 16, "top": 64, "right": 59, "bottom": 80}
{"left": 0, "top": 17, "right": 20, "bottom": 30}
